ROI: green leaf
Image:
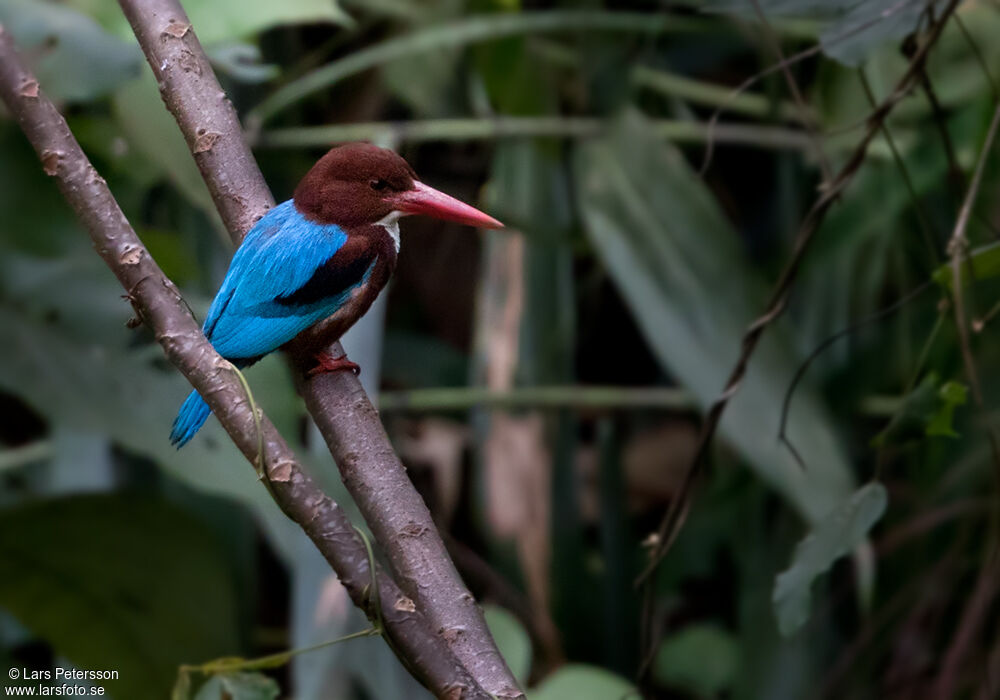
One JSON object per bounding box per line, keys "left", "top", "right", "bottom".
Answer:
{"left": 871, "top": 374, "right": 968, "bottom": 445}
{"left": 931, "top": 241, "right": 1000, "bottom": 290}
{"left": 69, "top": 0, "right": 351, "bottom": 44}
{"left": 250, "top": 11, "right": 708, "bottom": 124}
{"left": 653, "top": 623, "right": 739, "bottom": 697}
{"left": 926, "top": 381, "right": 968, "bottom": 438}
{"left": 529, "top": 665, "right": 636, "bottom": 700}
{"left": 193, "top": 672, "right": 280, "bottom": 700}
{"left": 870, "top": 374, "right": 941, "bottom": 447}
{"left": 772, "top": 482, "right": 888, "bottom": 636}
{"left": 574, "top": 111, "right": 854, "bottom": 524}
{"left": 178, "top": 0, "right": 353, "bottom": 44}
{"left": 0, "top": 306, "right": 302, "bottom": 555}
{"left": 0, "top": 494, "right": 240, "bottom": 700}
{"left": 484, "top": 605, "right": 532, "bottom": 684}
{"left": 702, "top": 0, "right": 946, "bottom": 66}
{"left": 112, "top": 69, "right": 218, "bottom": 217}
{"left": 207, "top": 43, "right": 280, "bottom": 84}
{"left": 0, "top": 0, "right": 141, "bottom": 102}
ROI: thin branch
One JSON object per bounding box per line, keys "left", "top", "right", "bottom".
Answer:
{"left": 777, "top": 281, "right": 934, "bottom": 468}
{"left": 0, "top": 25, "right": 488, "bottom": 700}
{"left": 638, "top": 0, "right": 964, "bottom": 585}
{"left": 945, "top": 99, "right": 1000, "bottom": 409}
{"left": 746, "top": 0, "right": 833, "bottom": 182}
{"left": 933, "top": 92, "right": 1000, "bottom": 700}
{"left": 115, "top": 0, "right": 522, "bottom": 696}
{"left": 698, "top": 0, "right": 927, "bottom": 174}
{"left": 858, "top": 67, "right": 940, "bottom": 263}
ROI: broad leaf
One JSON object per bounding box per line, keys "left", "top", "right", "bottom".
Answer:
{"left": 653, "top": 623, "right": 739, "bottom": 697}
{"left": 112, "top": 70, "right": 218, "bottom": 217}
{"left": 0, "top": 494, "right": 240, "bottom": 700}
{"left": 484, "top": 605, "right": 532, "bottom": 685}
{"left": 0, "top": 0, "right": 140, "bottom": 102}
{"left": 773, "top": 482, "right": 888, "bottom": 636}
{"left": 701, "top": 0, "right": 945, "bottom": 66}
{"left": 529, "top": 665, "right": 635, "bottom": 700}
{"left": 0, "top": 306, "right": 303, "bottom": 556}
{"left": 193, "top": 672, "right": 280, "bottom": 700}
{"left": 575, "top": 111, "right": 854, "bottom": 524}
{"left": 69, "top": 0, "right": 351, "bottom": 45}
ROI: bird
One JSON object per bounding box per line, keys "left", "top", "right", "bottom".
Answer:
{"left": 170, "top": 143, "right": 502, "bottom": 447}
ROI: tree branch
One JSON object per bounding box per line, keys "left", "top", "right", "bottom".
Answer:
{"left": 114, "top": 0, "right": 521, "bottom": 696}
{"left": 0, "top": 24, "right": 489, "bottom": 700}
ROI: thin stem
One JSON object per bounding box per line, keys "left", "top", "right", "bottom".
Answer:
{"left": 379, "top": 386, "right": 694, "bottom": 412}
{"left": 857, "top": 67, "right": 940, "bottom": 263}
{"left": 746, "top": 0, "right": 833, "bottom": 182}
{"left": 247, "top": 11, "right": 714, "bottom": 126}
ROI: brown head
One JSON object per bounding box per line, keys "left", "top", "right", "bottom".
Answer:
{"left": 293, "top": 143, "right": 503, "bottom": 230}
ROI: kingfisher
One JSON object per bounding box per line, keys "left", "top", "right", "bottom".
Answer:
{"left": 170, "top": 143, "right": 502, "bottom": 447}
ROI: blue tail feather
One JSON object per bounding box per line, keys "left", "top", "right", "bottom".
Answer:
{"left": 170, "top": 390, "right": 212, "bottom": 448}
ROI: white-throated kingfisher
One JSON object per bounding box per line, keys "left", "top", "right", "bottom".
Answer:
{"left": 170, "top": 143, "right": 502, "bottom": 446}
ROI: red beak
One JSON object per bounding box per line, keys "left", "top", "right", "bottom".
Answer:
{"left": 393, "top": 181, "right": 503, "bottom": 229}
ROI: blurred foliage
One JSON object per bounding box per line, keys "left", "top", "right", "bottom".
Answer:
{"left": 2, "top": 0, "right": 1000, "bottom": 698}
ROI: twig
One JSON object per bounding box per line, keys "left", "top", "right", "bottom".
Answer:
{"left": 934, "top": 92, "right": 1000, "bottom": 700}
{"left": 0, "top": 24, "right": 488, "bottom": 700}
{"left": 746, "top": 0, "right": 833, "bottom": 182}
{"left": 698, "top": 0, "right": 927, "bottom": 174}
{"left": 777, "top": 281, "right": 934, "bottom": 469}
{"left": 945, "top": 99, "right": 1000, "bottom": 410}
{"left": 115, "top": 0, "right": 522, "bottom": 696}
{"left": 638, "top": 0, "right": 964, "bottom": 585}
{"left": 858, "top": 67, "right": 940, "bottom": 263}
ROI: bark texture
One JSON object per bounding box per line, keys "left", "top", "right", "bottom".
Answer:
{"left": 115, "top": 1, "right": 522, "bottom": 696}
{"left": 0, "top": 24, "right": 489, "bottom": 700}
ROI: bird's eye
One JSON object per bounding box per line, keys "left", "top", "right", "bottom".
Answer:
{"left": 370, "top": 179, "right": 389, "bottom": 191}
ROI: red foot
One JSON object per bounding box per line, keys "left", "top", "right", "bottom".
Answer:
{"left": 308, "top": 352, "right": 361, "bottom": 377}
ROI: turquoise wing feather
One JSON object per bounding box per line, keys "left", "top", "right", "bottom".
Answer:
{"left": 202, "top": 200, "right": 364, "bottom": 360}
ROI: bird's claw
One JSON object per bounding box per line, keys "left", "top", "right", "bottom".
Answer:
{"left": 308, "top": 353, "right": 361, "bottom": 377}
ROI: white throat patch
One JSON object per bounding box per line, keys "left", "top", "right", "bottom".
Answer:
{"left": 376, "top": 211, "right": 402, "bottom": 252}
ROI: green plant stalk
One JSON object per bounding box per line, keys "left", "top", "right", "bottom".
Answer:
{"left": 256, "top": 116, "right": 903, "bottom": 160}
{"left": 247, "top": 11, "right": 714, "bottom": 126}
{"left": 631, "top": 64, "right": 808, "bottom": 122}
{"left": 377, "top": 385, "right": 903, "bottom": 415}
{"left": 528, "top": 39, "right": 807, "bottom": 122}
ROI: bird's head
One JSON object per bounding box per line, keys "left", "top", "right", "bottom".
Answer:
{"left": 293, "top": 143, "right": 503, "bottom": 230}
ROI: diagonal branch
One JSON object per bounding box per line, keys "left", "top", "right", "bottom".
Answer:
{"left": 0, "top": 24, "right": 488, "bottom": 700}
{"left": 114, "top": 0, "right": 521, "bottom": 696}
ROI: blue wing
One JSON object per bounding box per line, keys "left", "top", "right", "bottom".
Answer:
{"left": 202, "top": 200, "right": 369, "bottom": 360}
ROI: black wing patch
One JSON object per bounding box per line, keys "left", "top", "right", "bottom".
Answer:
{"left": 203, "top": 288, "right": 236, "bottom": 339}
{"left": 274, "top": 246, "right": 377, "bottom": 308}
